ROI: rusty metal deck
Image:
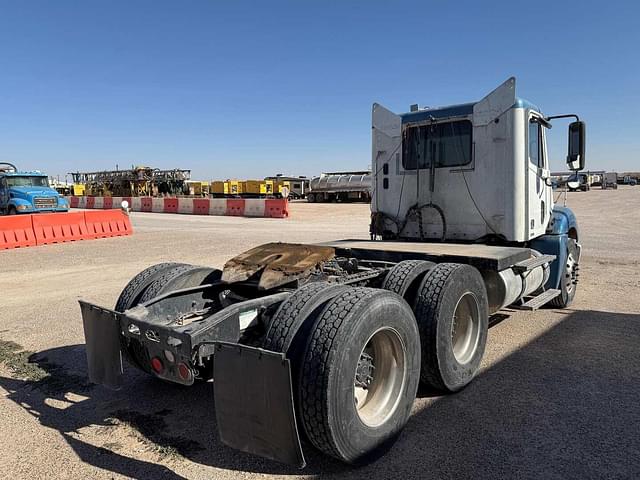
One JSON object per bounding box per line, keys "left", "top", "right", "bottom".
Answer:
{"left": 221, "top": 242, "right": 335, "bottom": 290}
{"left": 319, "top": 239, "right": 530, "bottom": 271}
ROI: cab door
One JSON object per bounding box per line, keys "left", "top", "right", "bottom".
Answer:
{"left": 527, "top": 113, "right": 552, "bottom": 237}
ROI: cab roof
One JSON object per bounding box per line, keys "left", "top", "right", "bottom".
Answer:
{"left": 400, "top": 97, "right": 540, "bottom": 124}
{"left": 0, "top": 171, "right": 47, "bottom": 177}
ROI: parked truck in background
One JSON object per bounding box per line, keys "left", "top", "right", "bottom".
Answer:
{"left": 567, "top": 172, "right": 590, "bottom": 191}
{"left": 79, "top": 78, "right": 585, "bottom": 468}
{"left": 603, "top": 172, "right": 618, "bottom": 189}
{"left": 264, "top": 175, "right": 309, "bottom": 199}
{"left": 307, "top": 171, "right": 372, "bottom": 202}
{"left": 0, "top": 163, "right": 69, "bottom": 215}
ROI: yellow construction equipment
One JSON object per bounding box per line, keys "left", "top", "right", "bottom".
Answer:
{"left": 211, "top": 181, "right": 228, "bottom": 195}
{"left": 210, "top": 178, "right": 283, "bottom": 197}
{"left": 228, "top": 180, "right": 244, "bottom": 195}
{"left": 261, "top": 180, "right": 275, "bottom": 195}
{"left": 186, "top": 181, "right": 211, "bottom": 196}
{"left": 273, "top": 179, "right": 291, "bottom": 197}
{"left": 242, "top": 180, "right": 263, "bottom": 195}
{"left": 72, "top": 184, "right": 86, "bottom": 196}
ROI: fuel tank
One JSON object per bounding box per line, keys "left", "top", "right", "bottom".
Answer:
{"left": 483, "top": 251, "right": 550, "bottom": 313}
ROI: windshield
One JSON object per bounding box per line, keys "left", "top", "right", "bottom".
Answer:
{"left": 5, "top": 176, "right": 50, "bottom": 188}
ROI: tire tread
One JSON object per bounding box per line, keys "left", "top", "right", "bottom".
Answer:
{"left": 300, "top": 287, "right": 379, "bottom": 459}
{"left": 382, "top": 260, "right": 433, "bottom": 297}
{"left": 413, "top": 263, "right": 465, "bottom": 390}
{"left": 114, "top": 262, "right": 185, "bottom": 312}
{"left": 263, "top": 282, "right": 337, "bottom": 353}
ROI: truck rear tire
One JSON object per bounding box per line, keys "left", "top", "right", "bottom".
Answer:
{"left": 262, "top": 282, "right": 350, "bottom": 442}
{"left": 263, "top": 282, "right": 349, "bottom": 355}
{"left": 382, "top": 260, "right": 435, "bottom": 301}
{"left": 115, "top": 262, "right": 187, "bottom": 313}
{"left": 115, "top": 263, "right": 221, "bottom": 375}
{"left": 137, "top": 264, "right": 220, "bottom": 304}
{"left": 413, "top": 263, "right": 488, "bottom": 393}
{"left": 549, "top": 238, "right": 579, "bottom": 308}
{"left": 298, "top": 287, "right": 420, "bottom": 465}
{"left": 115, "top": 262, "right": 188, "bottom": 373}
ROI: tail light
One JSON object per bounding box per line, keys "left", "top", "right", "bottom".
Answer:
{"left": 177, "top": 363, "right": 192, "bottom": 381}
{"left": 150, "top": 357, "right": 164, "bottom": 374}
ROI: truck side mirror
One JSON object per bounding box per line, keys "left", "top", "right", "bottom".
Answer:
{"left": 567, "top": 121, "right": 586, "bottom": 171}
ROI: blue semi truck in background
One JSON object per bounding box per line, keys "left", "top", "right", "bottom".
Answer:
{"left": 0, "top": 162, "right": 69, "bottom": 215}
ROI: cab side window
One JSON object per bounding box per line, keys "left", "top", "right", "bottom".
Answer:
{"left": 529, "top": 120, "right": 539, "bottom": 166}
{"left": 528, "top": 119, "right": 545, "bottom": 169}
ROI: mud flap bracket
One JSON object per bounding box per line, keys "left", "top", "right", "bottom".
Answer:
{"left": 213, "top": 342, "right": 305, "bottom": 468}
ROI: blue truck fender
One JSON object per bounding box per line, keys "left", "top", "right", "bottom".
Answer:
{"left": 530, "top": 235, "right": 568, "bottom": 291}
{"left": 529, "top": 206, "right": 580, "bottom": 290}
{"left": 8, "top": 198, "right": 35, "bottom": 214}
{"left": 58, "top": 197, "right": 70, "bottom": 210}
{"left": 546, "top": 205, "right": 579, "bottom": 239}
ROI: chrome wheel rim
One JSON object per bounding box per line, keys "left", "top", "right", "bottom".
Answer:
{"left": 353, "top": 327, "right": 407, "bottom": 427}
{"left": 451, "top": 292, "right": 481, "bottom": 364}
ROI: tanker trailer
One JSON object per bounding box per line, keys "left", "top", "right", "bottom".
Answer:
{"left": 307, "top": 171, "right": 372, "bottom": 202}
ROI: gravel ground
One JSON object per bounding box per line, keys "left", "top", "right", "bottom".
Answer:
{"left": 1, "top": 188, "right": 639, "bottom": 479}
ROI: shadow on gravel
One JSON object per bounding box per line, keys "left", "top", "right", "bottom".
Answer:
{"left": 1, "top": 310, "right": 639, "bottom": 479}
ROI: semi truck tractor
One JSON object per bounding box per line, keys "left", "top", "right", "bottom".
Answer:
{"left": 79, "top": 78, "right": 585, "bottom": 467}
{"left": 0, "top": 162, "right": 69, "bottom": 215}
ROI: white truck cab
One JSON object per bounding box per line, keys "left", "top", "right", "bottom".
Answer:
{"left": 371, "top": 77, "right": 584, "bottom": 244}
{"left": 78, "top": 77, "right": 587, "bottom": 469}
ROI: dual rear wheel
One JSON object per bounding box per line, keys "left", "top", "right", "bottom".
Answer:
{"left": 115, "top": 262, "right": 222, "bottom": 374}
{"left": 264, "top": 261, "right": 489, "bottom": 464}
{"left": 264, "top": 285, "right": 420, "bottom": 465}
{"left": 119, "top": 260, "right": 490, "bottom": 465}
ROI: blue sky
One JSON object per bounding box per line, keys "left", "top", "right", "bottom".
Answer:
{"left": 0, "top": 1, "right": 638, "bottom": 180}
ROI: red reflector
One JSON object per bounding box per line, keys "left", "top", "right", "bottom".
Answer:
{"left": 178, "top": 363, "right": 191, "bottom": 380}
{"left": 151, "top": 357, "right": 164, "bottom": 374}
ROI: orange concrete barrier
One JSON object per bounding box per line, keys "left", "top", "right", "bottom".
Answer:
{"left": 2, "top": 210, "right": 133, "bottom": 250}
{"left": 65, "top": 195, "right": 289, "bottom": 219}
{"left": 265, "top": 199, "right": 289, "bottom": 218}
{"left": 84, "top": 210, "right": 132, "bottom": 238}
{"left": 164, "top": 197, "right": 179, "bottom": 213}
{"left": 0, "top": 215, "right": 36, "bottom": 249}
{"left": 226, "top": 199, "right": 245, "bottom": 216}
{"left": 32, "top": 212, "right": 90, "bottom": 245}
{"left": 193, "top": 198, "right": 210, "bottom": 214}
{"left": 141, "top": 197, "right": 153, "bottom": 212}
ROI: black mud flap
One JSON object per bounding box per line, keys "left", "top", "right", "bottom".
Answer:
{"left": 79, "top": 301, "right": 124, "bottom": 390}
{"left": 213, "top": 342, "right": 306, "bottom": 468}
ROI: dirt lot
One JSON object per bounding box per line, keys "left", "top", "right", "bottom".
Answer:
{"left": 1, "top": 188, "right": 639, "bottom": 479}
